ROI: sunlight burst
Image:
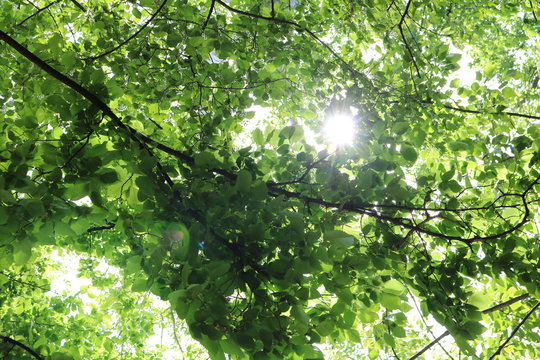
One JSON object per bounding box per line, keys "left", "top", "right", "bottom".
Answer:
{"left": 324, "top": 114, "right": 355, "bottom": 146}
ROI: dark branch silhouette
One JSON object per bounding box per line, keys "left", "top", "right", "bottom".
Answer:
{"left": 0, "top": 29, "right": 174, "bottom": 187}
{"left": 70, "top": 0, "right": 86, "bottom": 12}
{"left": 0, "top": 335, "right": 44, "bottom": 360}
{"left": 202, "top": 0, "right": 216, "bottom": 31}
{"left": 87, "top": 223, "right": 116, "bottom": 232}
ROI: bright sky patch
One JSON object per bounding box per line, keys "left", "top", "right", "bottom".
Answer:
{"left": 324, "top": 114, "right": 355, "bottom": 146}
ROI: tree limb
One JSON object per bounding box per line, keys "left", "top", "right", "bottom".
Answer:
{"left": 442, "top": 103, "right": 540, "bottom": 120}
{"left": 87, "top": 223, "right": 116, "bottom": 232}
{"left": 0, "top": 29, "right": 174, "bottom": 188}
{"left": 0, "top": 335, "right": 44, "bottom": 360}
{"left": 530, "top": 0, "right": 538, "bottom": 21}
{"left": 202, "top": 0, "right": 216, "bottom": 31}
{"left": 69, "top": 0, "right": 86, "bottom": 12}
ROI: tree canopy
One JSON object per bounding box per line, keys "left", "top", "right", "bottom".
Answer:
{"left": 1, "top": 0, "right": 539, "bottom": 359}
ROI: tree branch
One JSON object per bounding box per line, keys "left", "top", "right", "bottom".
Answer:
{"left": 398, "top": 0, "right": 421, "bottom": 78}
{"left": 268, "top": 174, "right": 539, "bottom": 244}
{"left": 530, "top": 0, "right": 538, "bottom": 21}
{"left": 0, "top": 29, "right": 174, "bottom": 188}
{"left": 17, "top": 0, "right": 60, "bottom": 26}
{"left": 488, "top": 301, "right": 540, "bottom": 359}
{"left": 442, "top": 103, "right": 540, "bottom": 120}
{"left": 408, "top": 294, "right": 531, "bottom": 360}
{"left": 483, "top": 294, "right": 531, "bottom": 314}
{"left": 202, "top": 0, "right": 216, "bottom": 31}
{"left": 70, "top": 0, "right": 86, "bottom": 12}
{"left": 87, "top": 223, "right": 116, "bottom": 232}
{"left": 84, "top": 0, "right": 168, "bottom": 61}
{"left": 214, "top": 0, "right": 364, "bottom": 78}
{"left": 0, "top": 335, "right": 44, "bottom": 360}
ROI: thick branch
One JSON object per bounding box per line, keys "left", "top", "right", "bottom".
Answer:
{"left": 483, "top": 294, "right": 531, "bottom": 314}
{"left": 0, "top": 335, "right": 44, "bottom": 360}
{"left": 69, "top": 0, "right": 86, "bottom": 12}
{"left": 488, "top": 301, "right": 540, "bottom": 359}
{"left": 87, "top": 223, "right": 116, "bottom": 232}
{"left": 409, "top": 294, "right": 531, "bottom": 360}
{"left": 202, "top": 0, "right": 216, "bottom": 31}
{"left": 0, "top": 29, "right": 174, "bottom": 187}
{"left": 84, "top": 0, "right": 168, "bottom": 61}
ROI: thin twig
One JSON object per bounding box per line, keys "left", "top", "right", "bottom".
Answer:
{"left": 398, "top": 0, "right": 421, "bottom": 78}
{"left": 408, "top": 288, "right": 455, "bottom": 359}
{"left": 387, "top": 0, "right": 397, "bottom": 11}
{"left": 442, "top": 103, "right": 540, "bottom": 120}
{"left": 169, "top": 308, "right": 185, "bottom": 359}
{"left": 530, "top": 0, "right": 538, "bottom": 21}
{"left": 408, "top": 294, "right": 531, "bottom": 360}
{"left": 488, "top": 301, "right": 540, "bottom": 359}
{"left": 214, "top": 0, "right": 364, "bottom": 78}
{"left": 409, "top": 331, "right": 449, "bottom": 360}
{"left": 84, "top": 0, "right": 168, "bottom": 61}
{"left": 17, "top": 0, "right": 59, "bottom": 26}
{"left": 184, "top": 77, "right": 293, "bottom": 91}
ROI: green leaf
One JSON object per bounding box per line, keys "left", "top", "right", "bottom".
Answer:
{"left": 98, "top": 168, "right": 119, "bottom": 184}
{"left": 400, "top": 144, "right": 418, "bottom": 162}
{"left": 501, "top": 86, "right": 516, "bottom": 99}
{"left": 131, "top": 279, "right": 148, "bottom": 292}
{"left": 316, "top": 320, "right": 334, "bottom": 336}
{"left": 0, "top": 207, "right": 9, "bottom": 225}
{"left": 383, "top": 333, "right": 395, "bottom": 347}
{"left": 235, "top": 169, "right": 252, "bottom": 193}
{"left": 220, "top": 339, "right": 243, "bottom": 356}
{"left": 235, "top": 333, "right": 255, "bottom": 349}
{"left": 380, "top": 293, "right": 402, "bottom": 310}
{"left": 324, "top": 230, "right": 355, "bottom": 248}
{"left": 13, "top": 239, "right": 32, "bottom": 265}
{"left": 382, "top": 279, "right": 406, "bottom": 295}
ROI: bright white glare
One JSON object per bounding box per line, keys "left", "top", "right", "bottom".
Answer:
{"left": 324, "top": 114, "right": 355, "bottom": 146}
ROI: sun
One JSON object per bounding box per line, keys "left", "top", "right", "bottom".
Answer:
{"left": 324, "top": 114, "right": 355, "bottom": 146}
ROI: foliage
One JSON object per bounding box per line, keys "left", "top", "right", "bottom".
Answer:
{"left": 1, "top": 0, "right": 540, "bottom": 359}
